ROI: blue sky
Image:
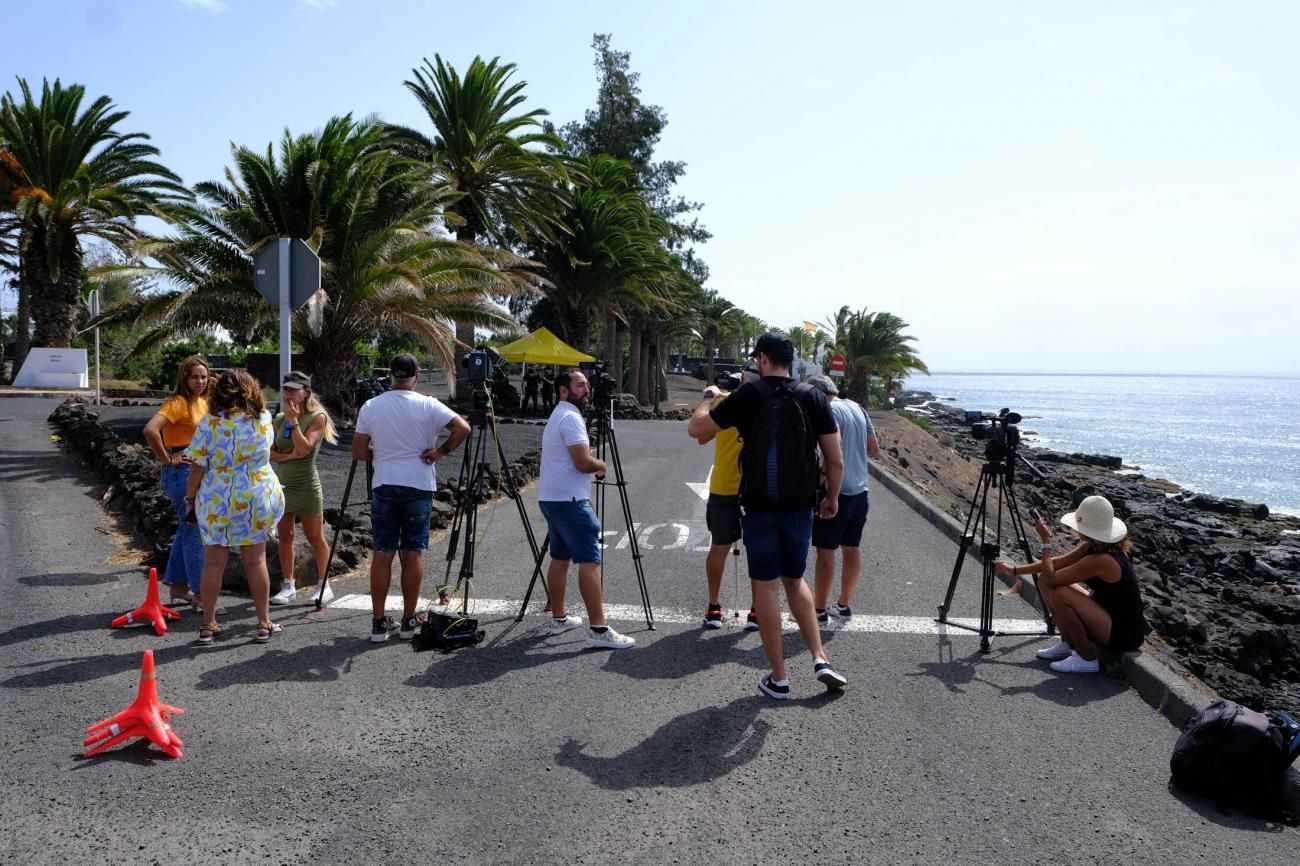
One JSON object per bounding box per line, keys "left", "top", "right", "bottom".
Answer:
{"left": 6, "top": 0, "right": 1299, "bottom": 373}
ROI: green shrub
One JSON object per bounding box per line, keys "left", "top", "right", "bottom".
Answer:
{"left": 899, "top": 410, "right": 937, "bottom": 435}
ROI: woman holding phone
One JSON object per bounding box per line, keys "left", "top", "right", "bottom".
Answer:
{"left": 996, "top": 495, "right": 1148, "bottom": 673}
{"left": 268, "top": 371, "right": 337, "bottom": 605}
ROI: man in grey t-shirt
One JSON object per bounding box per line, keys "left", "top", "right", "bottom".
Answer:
{"left": 808, "top": 375, "right": 880, "bottom": 621}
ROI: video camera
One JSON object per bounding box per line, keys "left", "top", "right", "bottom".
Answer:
{"left": 581, "top": 360, "right": 619, "bottom": 408}
{"left": 968, "top": 407, "right": 1022, "bottom": 463}
{"left": 461, "top": 346, "right": 495, "bottom": 383}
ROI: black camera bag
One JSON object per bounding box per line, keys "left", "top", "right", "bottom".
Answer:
{"left": 1170, "top": 699, "right": 1300, "bottom": 822}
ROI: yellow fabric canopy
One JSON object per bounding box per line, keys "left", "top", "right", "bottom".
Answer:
{"left": 496, "top": 327, "right": 595, "bottom": 365}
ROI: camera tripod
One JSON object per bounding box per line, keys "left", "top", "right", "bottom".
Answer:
{"left": 436, "top": 387, "right": 547, "bottom": 624}
{"left": 936, "top": 446, "right": 1055, "bottom": 653}
{"left": 317, "top": 458, "right": 374, "bottom": 610}
{"left": 517, "top": 395, "right": 655, "bottom": 629}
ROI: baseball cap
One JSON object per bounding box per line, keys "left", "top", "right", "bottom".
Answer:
{"left": 390, "top": 353, "right": 420, "bottom": 380}
{"left": 749, "top": 332, "right": 795, "bottom": 366}
{"left": 807, "top": 374, "right": 838, "bottom": 396}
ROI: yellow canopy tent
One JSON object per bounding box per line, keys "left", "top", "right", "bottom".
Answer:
{"left": 496, "top": 327, "right": 595, "bottom": 366}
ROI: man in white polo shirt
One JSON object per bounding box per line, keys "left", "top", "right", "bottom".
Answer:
{"left": 538, "top": 369, "right": 635, "bottom": 649}
{"left": 352, "top": 354, "right": 470, "bottom": 643}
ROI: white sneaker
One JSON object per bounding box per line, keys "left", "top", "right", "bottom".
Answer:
{"left": 1035, "top": 640, "right": 1073, "bottom": 661}
{"left": 311, "top": 582, "right": 334, "bottom": 605}
{"left": 269, "top": 582, "right": 297, "bottom": 606}
{"left": 548, "top": 614, "right": 583, "bottom": 635}
{"left": 586, "top": 626, "right": 635, "bottom": 649}
{"left": 1050, "top": 651, "right": 1100, "bottom": 674}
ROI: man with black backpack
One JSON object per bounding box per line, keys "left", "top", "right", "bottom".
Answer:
{"left": 688, "top": 333, "right": 848, "bottom": 699}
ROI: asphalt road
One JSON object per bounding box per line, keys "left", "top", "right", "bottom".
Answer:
{"left": 1, "top": 396, "right": 1295, "bottom": 864}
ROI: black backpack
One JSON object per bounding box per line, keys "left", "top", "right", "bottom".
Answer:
{"left": 739, "top": 379, "right": 819, "bottom": 511}
{"left": 1169, "top": 699, "right": 1300, "bottom": 822}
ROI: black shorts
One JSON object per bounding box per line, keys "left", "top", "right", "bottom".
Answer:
{"left": 812, "top": 491, "right": 870, "bottom": 550}
{"left": 706, "top": 493, "right": 742, "bottom": 546}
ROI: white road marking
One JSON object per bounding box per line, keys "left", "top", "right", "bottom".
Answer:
{"left": 326, "top": 593, "right": 1045, "bottom": 636}
{"left": 686, "top": 481, "right": 709, "bottom": 501}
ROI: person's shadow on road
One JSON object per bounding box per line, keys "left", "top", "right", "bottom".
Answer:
{"left": 556, "top": 696, "right": 771, "bottom": 789}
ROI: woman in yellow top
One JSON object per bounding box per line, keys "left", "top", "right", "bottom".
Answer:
{"left": 268, "top": 371, "right": 337, "bottom": 605}
{"left": 142, "top": 355, "right": 211, "bottom": 607}
{"left": 185, "top": 369, "right": 286, "bottom": 646}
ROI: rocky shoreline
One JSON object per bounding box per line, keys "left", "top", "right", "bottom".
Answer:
{"left": 886, "top": 391, "right": 1300, "bottom": 717}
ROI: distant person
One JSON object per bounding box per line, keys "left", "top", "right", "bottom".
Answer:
{"left": 352, "top": 354, "right": 470, "bottom": 642}
{"left": 996, "top": 495, "right": 1149, "bottom": 673}
{"left": 521, "top": 367, "right": 541, "bottom": 415}
{"left": 185, "top": 369, "right": 285, "bottom": 646}
{"left": 688, "top": 333, "right": 846, "bottom": 698}
{"left": 541, "top": 369, "right": 555, "bottom": 411}
{"left": 269, "top": 371, "right": 338, "bottom": 606}
{"left": 142, "top": 355, "right": 211, "bottom": 608}
{"left": 807, "top": 375, "right": 880, "bottom": 623}
{"left": 539, "top": 369, "right": 635, "bottom": 649}
{"left": 696, "top": 364, "right": 761, "bottom": 631}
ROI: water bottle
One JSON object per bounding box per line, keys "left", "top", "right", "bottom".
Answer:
{"left": 282, "top": 420, "right": 293, "bottom": 440}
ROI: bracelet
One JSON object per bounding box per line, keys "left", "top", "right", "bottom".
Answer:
{"left": 184, "top": 497, "right": 195, "bottom": 503}
{"left": 1040, "top": 543, "right": 1052, "bottom": 551}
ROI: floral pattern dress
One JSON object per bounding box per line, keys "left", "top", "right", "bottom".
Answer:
{"left": 186, "top": 411, "right": 285, "bottom": 546}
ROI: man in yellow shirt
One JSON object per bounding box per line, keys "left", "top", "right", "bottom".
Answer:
{"left": 697, "top": 364, "right": 760, "bottom": 630}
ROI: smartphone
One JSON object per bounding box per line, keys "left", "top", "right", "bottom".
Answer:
{"left": 1029, "top": 507, "right": 1044, "bottom": 524}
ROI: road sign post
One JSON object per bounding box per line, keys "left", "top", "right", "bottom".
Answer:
{"left": 88, "top": 290, "right": 101, "bottom": 404}
{"left": 829, "top": 353, "right": 847, "bottom": 378}
{"left": 253, "top": 239, "right": 321, "bottom": 391}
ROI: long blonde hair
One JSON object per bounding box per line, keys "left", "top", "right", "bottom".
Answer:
{"left": 283, "top": 371, "right": 337, "bottom": 444}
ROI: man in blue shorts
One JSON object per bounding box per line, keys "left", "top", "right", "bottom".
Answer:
{"left": 352, "top": 354, "right": 470, "bottom": 642}
{"left": 688, "top": 334, "right": 847, "bottom": 698}
{"left": 539, "top": 369, "right": 635, "bottom": 649}
{"left": 807, "top": 375, "right": 880, "bottom": 623}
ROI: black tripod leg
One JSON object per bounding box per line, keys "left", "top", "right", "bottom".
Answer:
{"left": 317, "top": 458, "right": 359, "bottom": 611}
{"left": 602, "top": 418, "right": 655, "bottom": 629}
{"left": 938, "top": 468, "right": 992, "bottom": 621}
{"left": 517, "top": 533, "right": 551, "bottom": 622}
{"left": 1003, "top": 483, "right": 1055, "bottom": 635}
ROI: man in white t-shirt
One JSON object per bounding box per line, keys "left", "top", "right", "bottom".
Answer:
{"left": 352, "top": 354, "right": 470, "bottom": 643}
{"left": 538, "top": 369, "right": 635, "bottom": 649}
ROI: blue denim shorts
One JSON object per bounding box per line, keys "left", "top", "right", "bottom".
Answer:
{"left": 741, "top": 509, "right": 813, "bottom": 581}
{"left": 371, "top": 485, "right": 434, "bottom": 552}
{"left": 812, "top": 491, "right": 870, "bottom": 550}
{"left": 539, "top": 499, "right": 602, "bottom": 565}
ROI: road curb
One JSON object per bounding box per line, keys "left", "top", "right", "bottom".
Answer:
{"left": 868, "top": 460, "right": 1221, "bottom": 730}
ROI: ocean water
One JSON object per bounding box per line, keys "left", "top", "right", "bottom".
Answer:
{"left": 905, "top": 372, "right": 1300, "bottom": 516}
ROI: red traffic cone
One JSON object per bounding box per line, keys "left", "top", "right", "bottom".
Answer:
{"left": 111, "top": 567, "right": 182, "bottom": 636}
{"left": 84, "top": 650, "right": 184, "bottom": 759}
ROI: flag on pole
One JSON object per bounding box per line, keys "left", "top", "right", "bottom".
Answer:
{"left": 801, "top": 321, "right": 820, "bottom": 333}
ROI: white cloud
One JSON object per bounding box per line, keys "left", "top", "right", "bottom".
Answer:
{"left": 178, "top": 0, "right": 230, "bottom": 11}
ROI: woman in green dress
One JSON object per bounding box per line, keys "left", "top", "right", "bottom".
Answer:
{"left": 269, "top": 371, "right": 338, "bottom": 605}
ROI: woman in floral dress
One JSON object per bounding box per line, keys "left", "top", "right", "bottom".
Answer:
{"left": 185, "top": 368, "right": 285, "bottom": 645}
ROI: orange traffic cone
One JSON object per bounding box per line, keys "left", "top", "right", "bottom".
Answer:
{"left": 111, "top": 567, "right": 182, "bottom": 636}
{"left": 84, "top": 650, "right": 184, "bottom": 758}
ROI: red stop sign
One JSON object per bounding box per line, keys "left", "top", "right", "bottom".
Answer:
{"left": 829, "top": 354, "right": 846, "bottom": 373}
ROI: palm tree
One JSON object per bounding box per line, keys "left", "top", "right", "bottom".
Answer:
{"left": 98, "top": 116, "right": 535, "bottom": 414}
{"left": 694, "top": 289, "right": 740, "bottom": 385}
{"left": 0, "top": 78, "right": 188, "bottom": 362}
{"left": 530, "top": 155, "right": 676, "bottom": 354}
{"left": 831, "top": 306, "right": 928, "bottom": 403}
{"left": 386, "top": 55, "right": 570, "bottom": 394}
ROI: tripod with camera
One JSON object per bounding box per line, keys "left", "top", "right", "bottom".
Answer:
{"left": 417, "top": 355, "right": 548, "bottom": 651}
{"left": 517, "top": 364, "right": 655, "bottom": 629}
{"left": 936, "top": 409, "right": 1055, "bottom": 653}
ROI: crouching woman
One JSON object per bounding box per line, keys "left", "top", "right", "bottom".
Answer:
{"left": 996, "top": 495, "right": 1148, "bottom": 674}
